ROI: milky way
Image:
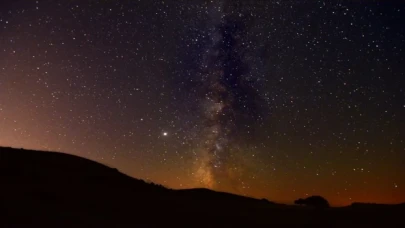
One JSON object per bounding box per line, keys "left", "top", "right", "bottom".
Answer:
{"left": 1, "top": 0, "right": 404, "bottom": 206}
{"left": 193, "top": 2, "right": 264, "bottom": 189}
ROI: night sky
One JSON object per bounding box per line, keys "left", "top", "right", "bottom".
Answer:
{"left": 1, "top": 0, "right": 404, "bottom": 206}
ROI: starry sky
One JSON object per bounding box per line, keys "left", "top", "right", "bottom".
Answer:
{"left": 0, "top": 0, "right": 404, "bottom": 206}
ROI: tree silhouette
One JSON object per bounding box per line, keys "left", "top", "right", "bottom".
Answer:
{"left": 294, "top": 195, "right": 330, "bottom": 208}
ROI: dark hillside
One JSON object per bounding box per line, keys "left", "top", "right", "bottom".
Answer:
{"left": 0, "top": 147, "right": 403, "bottom": 227}
{"left": 0, "top": 147, "right": 171, "bottom": 227}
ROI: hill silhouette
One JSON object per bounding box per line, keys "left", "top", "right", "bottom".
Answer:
{"left": 0, "top": 147, "right": 404, "bottom": 227}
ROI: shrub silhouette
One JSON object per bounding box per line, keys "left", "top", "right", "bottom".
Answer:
{"left": 294, "top": 195, "right": 330, "bottom": 208}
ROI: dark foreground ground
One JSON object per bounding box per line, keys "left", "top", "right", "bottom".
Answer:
{"left": 1, "top": 147, "right": 404, "bottom": 227}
